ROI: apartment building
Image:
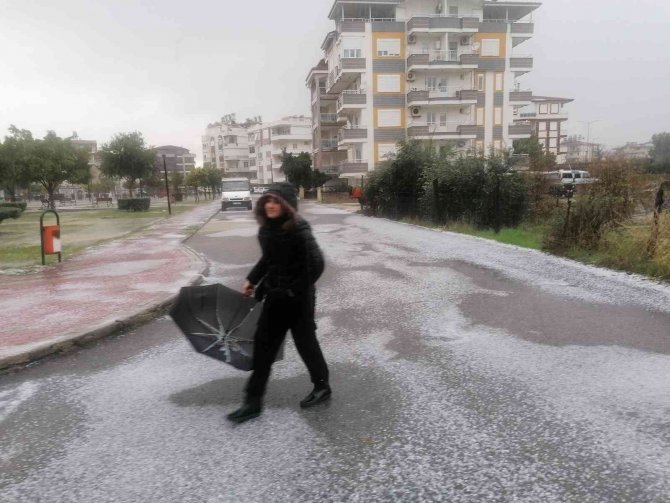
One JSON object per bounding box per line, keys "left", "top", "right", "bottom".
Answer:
{"left": 71, "top": 139, "right": 102, "bottom": 182}
{"left": 514, "top": 96, "right": 572, "bottom": 164}
{"left": 202, "top": 118, "right": 258, "bottom": 180}
{"left": 614, "top": 142, "right": 652, "bottom": 160}
{"left": 154, "top": 145, "right": 196, "bottom": 176}
{"left": 564, "top": 136, "right": 601, "bottom": 164}
{"left": 307, "top": 0, "right": 540, "bottom": 181}
{"left": 248, "top": 116, "right": 312, "bottom": 185}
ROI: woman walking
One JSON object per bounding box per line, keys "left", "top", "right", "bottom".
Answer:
{"left": 227, "top": 183, "right": 331, "bottom": 424}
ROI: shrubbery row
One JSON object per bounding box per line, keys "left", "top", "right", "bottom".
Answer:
{"left": 117, "top": 198, "right": 151, "bottom": 211}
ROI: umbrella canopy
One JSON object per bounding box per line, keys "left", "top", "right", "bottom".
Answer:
{"left": 169, "top": 283, "right": 283, "bottom": 371}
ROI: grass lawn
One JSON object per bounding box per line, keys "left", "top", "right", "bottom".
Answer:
{"left": 445, "top": 222, "right": 548, "bottom": 250}
{"left": 0, "top": 199, "right": 212, "bottom": 269}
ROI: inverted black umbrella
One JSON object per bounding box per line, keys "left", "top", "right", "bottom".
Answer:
{"left": 169, "top": 283, "right": 282, "bottom": 371}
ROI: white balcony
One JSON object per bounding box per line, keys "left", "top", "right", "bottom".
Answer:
{"left": 407, "top": 121, "right": 478, "bottom": 139}
{"left": 407, "top": 87, "right": 478, "bottom": 106}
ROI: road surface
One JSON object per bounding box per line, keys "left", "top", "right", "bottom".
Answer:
{"left": 1, "top": 202, "right": 669, "bottom": 502}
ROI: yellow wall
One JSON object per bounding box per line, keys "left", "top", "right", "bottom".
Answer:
{"left": 372, "top": 73, "right": 406, "bottom": 94}
{"left": 474, "top": 32, "right": 507, "bottom": 58}
{"left": 371, "top": 32, "right": 406, "bottom": 59}
{"left": 373, "top": 108, "right": 407, "bottom": 129}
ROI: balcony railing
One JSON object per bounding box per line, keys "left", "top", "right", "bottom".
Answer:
{"left": 407, "top": 121, "right": 476, "bottom": 137}
{"left": 339, "top": 159, "right": 369, "bottom": 174}
{"left": 410, "top": 49, "right": 459, "bottom": 62}
{"left": 407, "top": 51, "right": 478, "bottom": 68}
{"left": 320, "top": 113, "right": 339, "bottom": 123}
{"left": 407, "top": 87, "right": 478, "bottom": 102}
{"left": 338, "top": 128, "right": 368, "bottom": 142}
{"left": 337, "top": 90, "right": 367, "bottom": 110}
{"left": 320, "top": 139, "right": 339, "bottom": 150}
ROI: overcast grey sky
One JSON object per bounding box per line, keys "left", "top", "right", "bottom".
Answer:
{"left": 1, "top": 0, "right": 669, "bottom": 163}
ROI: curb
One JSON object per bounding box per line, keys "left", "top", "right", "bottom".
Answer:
{"left": 0, "top": 207, "right": 216, "bottom": 374}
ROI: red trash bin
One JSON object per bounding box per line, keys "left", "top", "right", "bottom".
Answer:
{"left": 42, "top": 225, "right": 61, "bottom": 254}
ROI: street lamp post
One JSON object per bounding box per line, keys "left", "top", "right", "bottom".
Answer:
{"left": 581, "top": 120, "right": 601, "bottom": 162}
{"left": 162, "top": 154, "right": 172, "bottom": 215}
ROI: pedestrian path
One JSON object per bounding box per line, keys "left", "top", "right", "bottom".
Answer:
{"left": 0, "top": 202, "right": 219, "bottom": 370}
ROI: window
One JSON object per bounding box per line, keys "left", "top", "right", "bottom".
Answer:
{"left": 378, "top": 143, "right": 397, "bottom": 160}
{"left": 427, "top": 76, "right": 447, "bottom": 92}
{"left": 495, "top": 73, "right": 503, "bottom": 91}
{"left": 377, "top": 74, "right": 401, "bottom": 93}
{"left": 427, "top": 112, "right": 437, "bottom": 125}
{"left": 342, "top": 38, "right": 362, "bottom": 59}
{"left": 476, "top": 73, "right": 485, "bottom": 91}
{"left": 293, "top": 143, "right": 298, "bottom": 149}
{"left": 493, "top": 140, "right": 502, "bottom": 151}
{"left": 494, "top": 107, "right": 502, "bottom": 125}
{"left": 538, "top": 122, "right": 546, "bottom": 132}
{"left": 550, "top": 121, "right": 558, "bottom": 131}
{"left": 481, "top": 39, "right": 500, "bottom": 57}
{"left": 243, "top": 161, "right": 249, "bottom": 168}
{"left": 550, "top": 103, "right": 559, "bottom": 114}
{"left": 476, "top": 107, "right": 484, "bottom": 126}
{"left": 377, "top": 38, "right": 401, "bottom": 57}
{"left": 377, "top": 109, "right": 402, "bottom": 127}
{"left": 539, "top": 104, "right": 548, "bottom": 114}
{"left": 440, "top": 113, "right": 447, "bottom": 126}
{"left": 549, "top": 138, "right": 557, "bottom": 148}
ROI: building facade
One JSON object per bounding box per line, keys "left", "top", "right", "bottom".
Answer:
{"left": 202, "top": 119, "right": 259, "bottom": 180}
{"left": 249, "top": 116, "right": 312, "bottom": 185}
{"left": 307, "top": 0, "right": 540, "bottom": 181}
{"left": 154, "top": 145, "right": 196, "bottom": 176}
{"left": 514, "top": 96, "right": 572, "bottom": 164}
{"left": 71, "top": 139, "right": 102, "bottom": 182}
{"left": 564, "top": 136, "right": 601, "bottom": 164}
{"left": 614, "top": 142, "right": 652, "bottom": 160}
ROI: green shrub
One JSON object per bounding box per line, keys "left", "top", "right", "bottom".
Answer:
{"left": 117, "top": 198, "right": 151, "bottom": 211}
{"left": 0, "top": 207, "right": 22, "bottom": 223}
{"left": 0, "top": 201, "right": 27, "bottom": 212}
{"left": 544, "top": 160, "right": 635, "bottom": 252}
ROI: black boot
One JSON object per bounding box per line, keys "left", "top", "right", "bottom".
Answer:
{"left": 300, "top": 383, "right": 332, "bottom": 409}
{"left": 227, "top": 397, "right": 262, "bottom": 424}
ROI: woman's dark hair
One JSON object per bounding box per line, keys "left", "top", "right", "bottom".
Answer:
{"left": 254, "top": 193, "right": 298, "bottom": 226}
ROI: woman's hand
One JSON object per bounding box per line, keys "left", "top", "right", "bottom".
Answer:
{"left": 242, "top": 280, "right": 254, "bottom": 297}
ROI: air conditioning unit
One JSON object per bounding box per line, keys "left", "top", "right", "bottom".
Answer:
{"left": 460, "top": 36, "right": 470, "bottom": 46}
{"left": 407, "top": 34, "right": 417, "bottom": 44}
{"left": 471, "top": 42, "right": 481, "bottom": 53}
{"left": 457, "top": 140, "right": 467, "bottom": 148}
{"left": 411, "top": 107, "right": 421, "bottom": 117}
{"left": 406, "top": 72, "right": 416, "bottom": 82}
{"left": 459, "top": 107, "right": 469, "bottom": 115}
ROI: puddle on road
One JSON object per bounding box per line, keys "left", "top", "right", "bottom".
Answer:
{"left": 449, "top": 260, "right": 670, "bottom": 355}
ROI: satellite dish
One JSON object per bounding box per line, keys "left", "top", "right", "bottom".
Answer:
{"left": 471, "top": 42, "right": 481, "bottom": 52}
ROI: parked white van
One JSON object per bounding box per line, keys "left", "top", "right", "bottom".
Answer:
{"left": 221, "top": 177, "right": 252, "bottom": 211}
{"left": 545, "top": 170, "right": 595, "bottom": 185}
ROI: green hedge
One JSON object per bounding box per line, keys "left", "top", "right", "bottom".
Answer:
{"left": 117, "top": 198, "right": 151, "bottom": 211}
{"left": 0, "top": 207, "right": 22, "bottom": 223}
{"left": 0, "top": 201, "right": 27, "bottom": 211}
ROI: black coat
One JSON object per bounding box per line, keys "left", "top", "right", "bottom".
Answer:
{"left": 247, "top": 217, "right": 324, "bottom": 299}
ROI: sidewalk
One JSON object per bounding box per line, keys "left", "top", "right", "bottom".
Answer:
{"left": 0, "top": 201, "right": 219, "bottom": 371}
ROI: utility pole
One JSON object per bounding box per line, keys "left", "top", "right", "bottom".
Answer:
{"left": 162, "top": 154, "right": 172, "bottom": 215}
{"left": 582, "top": 120, "right": 601, "bottom": 163}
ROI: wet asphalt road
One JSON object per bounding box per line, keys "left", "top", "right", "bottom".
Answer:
{"left": 1, "top": 202, "right": 669, "bottom": 503}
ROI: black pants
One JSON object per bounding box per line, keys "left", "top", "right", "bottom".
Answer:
{"left": 245, "top": 292, "right": 329, "bottom": 399}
